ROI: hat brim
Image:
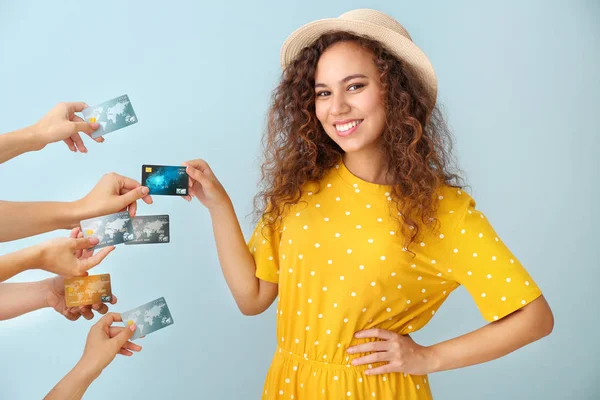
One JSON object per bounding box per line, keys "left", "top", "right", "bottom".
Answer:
{"left": 280, "top": 18, "right": 437, "bottom": 108}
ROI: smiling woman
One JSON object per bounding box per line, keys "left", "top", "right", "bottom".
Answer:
{"left": 259, "top": 29, "right": 460, "bottom": 251}
{"left": 232, "top": 8, "right": 553, "bottom": 400}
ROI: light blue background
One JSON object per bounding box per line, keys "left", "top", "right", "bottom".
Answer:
{"left": 0, "top": 0, "right": 598, "bottom": 399}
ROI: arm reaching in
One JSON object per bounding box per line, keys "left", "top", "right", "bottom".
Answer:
{"left": 0, "top": 228, "right": 118, "bottom": 321}
{"left": 0, "top": 101, "right": 101, "bottom": 164}
{"left": 0, "top": 172, "right": 152, "bottom": 242}
{"left": 44, "top": 313, "right": 142, "bottom": 400}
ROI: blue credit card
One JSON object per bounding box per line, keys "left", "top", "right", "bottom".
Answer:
{"left": 121, "top": 297, "right": 174, "bottom": 340}
{"left": 81, "top": 94, "right": 138, "bottom": 138}
{"left": 141, "top": 165, "right": 188, "bottom": 196}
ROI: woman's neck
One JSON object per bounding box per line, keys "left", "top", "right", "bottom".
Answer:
{"left": 342, "top": 150, "right": 390, "bottom": 185}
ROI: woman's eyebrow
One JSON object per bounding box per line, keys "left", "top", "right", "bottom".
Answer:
{"left": 315, "top": 74, "right": 368, "bottom": 88}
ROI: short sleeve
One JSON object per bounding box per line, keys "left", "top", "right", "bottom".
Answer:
{"left": 442, "top": 198, "right": 543, "bottom": 322}
{"left": 247, "top": 219, "right": 281, "bottom": 284}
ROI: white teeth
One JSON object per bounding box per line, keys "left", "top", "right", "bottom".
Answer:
{"left": 336, "top": 120, "right": 361, "bottom": 132}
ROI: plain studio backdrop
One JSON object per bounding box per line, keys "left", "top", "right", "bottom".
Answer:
{"left": 0, "top": 1, "right": 598, "bottom": 399}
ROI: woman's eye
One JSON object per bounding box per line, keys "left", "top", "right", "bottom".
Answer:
{"left": 316, "top": 91, "right": 330, "bottom": 97}
{"left": 348, "top": 83, "right": 364, "bottom": 91}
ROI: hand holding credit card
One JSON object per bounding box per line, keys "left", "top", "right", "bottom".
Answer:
{"left": 44, "top": 228, "right": 117, "bottom": 320}
{"left": 181, "top": 159, "right": 230, "bottom": 208}
{"left": 35, "top": 234, "right": 114, "bottom": 278}
{"left": 32, "top": 102, "right": 103, "bottom": 154}
{"left": 76, "top": 173, "right": 153, "bottom": 221}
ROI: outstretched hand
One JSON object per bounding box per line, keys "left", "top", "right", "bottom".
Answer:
{"left": 33, "top": 102, "right": 102, "bottom": 153}
{"left": 78, "top": 313, "right": 142, "bottom": 376}
{"left": 44, "top": 228, "right": 118, "bottom": 321}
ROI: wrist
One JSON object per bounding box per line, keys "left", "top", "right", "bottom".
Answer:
{"left": 19, "top": 244, "right": 44, "bottom": 273}
{"left": 37, "top": 278, "right": 53, "bottom": 309}
{"left": 208, "top": 198, "right": 234, "bottom": 217}
{"left": 424, "top": 344, "right": 443, "bottom": 374}
{"left": 23, "top": 124, "right": 47, "bottom": 152}
{"left": 35, "top": 240, "right": 54, "bottom": 272}
{"left": 71, "top": 360, "right": 101, "bottom": 386}
{"left": 70, "top": 199, "right": 91, "bottom": 227}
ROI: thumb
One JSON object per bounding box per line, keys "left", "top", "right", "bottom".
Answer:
{"left": 69, "top": 227, "right": 80, "bottom": 239}
{"left": 120, "top": 186, "right": 150, "bottom": 206}
{"left": 185, "top": 166, "right": 209, "bottom": 185}
{"left": 79, "top": 246, "right": 114, "bottom": 272}
{"left": 67, "top": 102, "right": 89, "bottom": 113}
{"left": 114, "top": 322, "right": 136, "bottom": 348}
{"left": 74, "top": 121, "right": 99, "bottom": 135}
{"left": 73, "top": 236, "right": 99, "bottom": 250}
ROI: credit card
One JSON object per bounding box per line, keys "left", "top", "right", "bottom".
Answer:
{"left": 124, "top": 215, "right": 170, "bottom": 245}
{"left": 80, "top": 211, "right": 135, "bottom": 249}
{"left": 81, "top": 94, "right": 138, "bottom": 138}
{"left": 121, "top": 297, "right": 174, "bottom": 340}
{"left": 64, "top": 274, "right": 112, "bottom": 307}
{"left": 141, "top": 165, "right": 188, "bottom": 196}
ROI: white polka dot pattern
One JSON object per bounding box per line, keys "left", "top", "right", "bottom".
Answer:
{"left": 247, "top": 162, "right": 541, "bottom": 398}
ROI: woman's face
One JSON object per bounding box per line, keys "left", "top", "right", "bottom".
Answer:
{"left": 314, "top": 41, "right": 387, "bottom": 155}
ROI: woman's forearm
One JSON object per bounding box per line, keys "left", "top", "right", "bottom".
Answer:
{"left": 0, "top": 200, "right": 82, "bottom": 243}
{"left": 428, "top": 295, "right": 553, "bottom": 373}
{"left": 0, "top": 280, "right": 49, "bottom": 320}
{"left": 0, "top": 125, "right": 44, "bottom": 165}
{"left": 209, "top": 201, "right": 275, "bottom": 315}
{"left": 44, "top": 361, "right": 98, "bottom": 400}
{"left": 0, "top": 244, "right": 41, "bottom": 283}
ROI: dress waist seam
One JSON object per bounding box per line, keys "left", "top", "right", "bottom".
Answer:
{"left": 275, "top": 346, "right": 360, "bottom": 371}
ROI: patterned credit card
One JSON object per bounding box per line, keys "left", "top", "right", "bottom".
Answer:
{"left": 81, "top": 94, "right": 138, "bottom": 138}
{"left": 64, "top": 274, "right": 112, "bottom": 307}
{"left": 125, "top": 215, "right": 170, "bottom": 245}
{"left": 141, "top": 165, "right": 188, "bottom": 196}
{"left": 80, "top": 211, "right": 135, "bottom": 249}
{"left": 121, "top": 297, "right": 174, "bottom": 340}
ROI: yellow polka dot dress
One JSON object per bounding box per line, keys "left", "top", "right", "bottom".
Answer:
{"left": 247, "top": 161, "right": 542, "bottom": 399}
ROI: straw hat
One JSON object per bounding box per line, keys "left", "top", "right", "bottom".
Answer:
{"left": 280, "top": 9, "right": 438, "bottom": 109}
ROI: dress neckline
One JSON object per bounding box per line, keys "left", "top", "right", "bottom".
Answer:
{"left": 334, "top": 158, "right": 393, "bottom": 195}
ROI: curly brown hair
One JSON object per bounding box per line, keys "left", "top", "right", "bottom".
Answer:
{"left": 254, "top": 31, "right": 464, "bottom": 250}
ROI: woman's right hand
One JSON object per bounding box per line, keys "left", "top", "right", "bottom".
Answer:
{"left": 182, "top": 159, "right": 231, "bottom": 211}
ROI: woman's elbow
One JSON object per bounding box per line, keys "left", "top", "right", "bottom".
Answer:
{"left": 532, "top": 296, "right": 554, "bottom": 338}
{"left": 539, "top": 307, "right": 554, "bottom": 337}
{"left": 238, "top": 303, "right": 268, "bottom": 316}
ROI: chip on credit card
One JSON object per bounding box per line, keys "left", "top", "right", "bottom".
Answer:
{"left": 64, "top": 274, "right": 112, "bottom": 307}
{"left": 121, "top": 297, "right": 174, "bottom": 340}
{"left": 142, "top": 165, "right": 188, "bottom": 196}
{"left": 81, "top": 94, "right": 138, "bottom": 138}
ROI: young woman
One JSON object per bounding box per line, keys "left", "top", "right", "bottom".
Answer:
{"left": 183, "top": 9, "right": 554, "bottom": 399}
